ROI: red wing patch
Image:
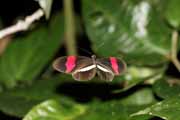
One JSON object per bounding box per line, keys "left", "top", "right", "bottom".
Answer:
{"left": 65, "top": 56, "right": 76, "bottom": 73}
{"left": 110, "top": 57, "right": 119, "bottom": 75}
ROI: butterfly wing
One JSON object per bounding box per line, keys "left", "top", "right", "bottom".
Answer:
{"left": 96, "top": 57, "right": 126, "bottom": 81}
{"left": 72, "top": 59, "right": 96, "bottom": 81}
{"left": 53, "top": 56, "right": 79, "bottom": 73}
{"left": 96, "top": 64, "right": 114, "bottom": 81}
{"left": 53, "top": 56, "right": 96, "bottom": 81}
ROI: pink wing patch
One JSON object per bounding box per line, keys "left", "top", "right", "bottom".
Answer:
{"left": 110, "top": 57, "right": 119, "bottom": 75}
{"left": 65, "top": 56, "right": 76, "bottom": 73}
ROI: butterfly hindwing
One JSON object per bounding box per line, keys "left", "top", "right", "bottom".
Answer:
{"left": 96, "top": 64, "right": 114, "bottom": 81}
{"left": 96, "top": 57, "right": 126, "bottom": 81}
{"left": 72, "top": 58, "right": 96, "bottom": 81}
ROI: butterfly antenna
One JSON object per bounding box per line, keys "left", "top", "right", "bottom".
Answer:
{"left": 78, "top": 47, "right": 93, "bottom": 56}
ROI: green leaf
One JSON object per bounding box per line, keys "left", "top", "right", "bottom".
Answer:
{"left": 23, "top": 99, "right": 133, "bottom": 120}
{"left": 83, "top": 0, "right": 171, "bottom": 65}
{"left": 23, "top": 99, "right": 87, "bottom": 120}
{"left": 153, "top": 77, "right": 180, "bottom": 99}
{"left": 37, "top": 0, "right": 53, "bottom": 19}
{"left": 119, "top": 88, "right": 156, "bottom": 120}
{"left": 131, "top": 96, "right": 180, "bottom": 120}
{"left": 79, "top": 101, "right": 129, "bottom": 120}
{"left": 23, "top": 88, "right": 155, "bottom": 120}
{"left": 23, "top": 100, "right": 149, "bottom": 120}
{"left": 112, "top": 66, "right": 165, "bottom": 93}
{"left": 120, "top": 88, "right": 157, "bottom": 106}
{"left": 0, "top": 14, "right": 64, "bottom": 87}
{"left": 165, "top": 0, "right": 180, "bottom": 28}
{"left": 0, "top": 75, "right": 66, "bottom": 117}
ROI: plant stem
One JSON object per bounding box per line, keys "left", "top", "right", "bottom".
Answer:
{"left": 64, "top": 0, "right": 77, "bottom": 55}
{"left": 171, "top": 30, "right": 180, "bottom": 72}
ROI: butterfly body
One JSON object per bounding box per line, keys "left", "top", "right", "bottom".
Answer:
{"left": 53, "top": 55, "right": 126, "bottom": 81}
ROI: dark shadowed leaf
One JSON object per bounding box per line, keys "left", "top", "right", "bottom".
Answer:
{"left": 153, "top": 77, "right": 180, "bottom": 99}
{"left": 0, "top": 75, "right": 70, "bottom": 117}
{"left": 0, "top": 92, "right": 41, "bottom": 117}
{"left": 0, "top": 14, "right": 64, "bottom": 87}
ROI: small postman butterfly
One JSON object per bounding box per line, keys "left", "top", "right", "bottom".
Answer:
{"left": 52, "top": 55, "right": 126, "bottom": 81}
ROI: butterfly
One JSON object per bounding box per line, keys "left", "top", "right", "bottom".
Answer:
{"left": 52, "top": 55, "right": 126, "bottom": 81}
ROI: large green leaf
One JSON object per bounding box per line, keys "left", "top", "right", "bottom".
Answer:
{"left": 0, "top": 92, "right": 41, "bottom": 118}
{"left": 131, "top": 96, "right": 180, "bottom": 120}
{"left": 153, "top": 77, "right": 180, "bottom": 99}
{"left": 23, "top": 99, "right": 87, "bottom": 120}
{"left": 23, "top": 99, "right": 140, "bottom": 120}
{"left": 83, "top": 0, "right": 171, "bottom": 66}
{"left": 0, "top": 14, "right": 64, "bottom": 87}
{"left": 165, "top": 0, "right": 180, "bottom": 28}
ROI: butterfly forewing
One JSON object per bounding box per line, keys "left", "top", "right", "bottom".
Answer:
{"left": 53, "top": 56, "right": 72, "bottom": 73}
{"left": 53, "top": 56, "right": 90, "bottom": 73}
{"left": 53, "top": 56, "right": 96, "bottom": 81}
{"left": 53, "top": 56, "right": 67, "bottom": 73}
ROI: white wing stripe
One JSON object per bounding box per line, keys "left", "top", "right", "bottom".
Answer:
{"left": 76, "top": 64, "right": 96, "bottom": 72}
{"left": 97, "top": 65, "right": 112, "bottom": 73}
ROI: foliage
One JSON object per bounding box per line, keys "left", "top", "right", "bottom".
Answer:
{"left": 0, "top": 0, "right": 179, "bottom": 120}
